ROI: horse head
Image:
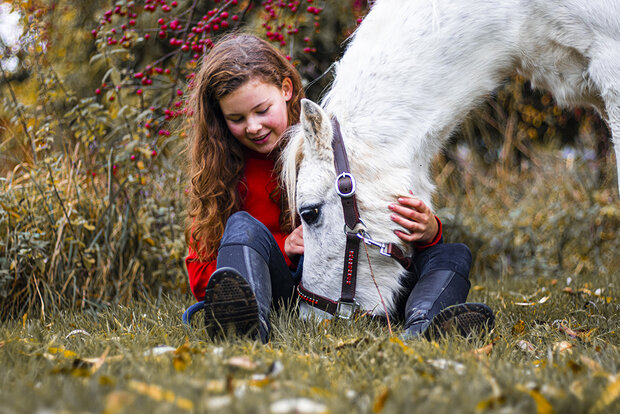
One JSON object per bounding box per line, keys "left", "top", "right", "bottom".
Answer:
{"left": 282, "top": 99, "right": 417, "bottom": 318}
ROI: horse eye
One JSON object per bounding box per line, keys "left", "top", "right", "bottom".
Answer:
{"left": 300, "top": 206, "right": 320, "bottom": 225}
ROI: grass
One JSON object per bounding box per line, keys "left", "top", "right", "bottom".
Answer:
{"left": 1, "top": 146, "right": 619, "bottom": 413}
{"left": 1, "top": 268, "right": 618, "bottom": 414}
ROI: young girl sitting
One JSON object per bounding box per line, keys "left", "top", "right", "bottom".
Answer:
{"left": 183, "top": 34, "right": 493, "bottom": 343}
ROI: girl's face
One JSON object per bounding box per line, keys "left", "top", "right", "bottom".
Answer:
{"left": 219, "top": 77, "right": 292, "bottom": 155}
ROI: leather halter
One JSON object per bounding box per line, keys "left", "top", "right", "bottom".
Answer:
{"left": 296, "top": 117, "right": 413, "bottom": 319}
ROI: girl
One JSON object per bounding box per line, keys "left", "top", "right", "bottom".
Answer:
{"left": 183, "top": 34, "right": 493, "bottom": 343}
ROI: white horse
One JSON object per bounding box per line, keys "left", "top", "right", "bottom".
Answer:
{"left": 282, "top": 0, "right": 620, "bottom": 317}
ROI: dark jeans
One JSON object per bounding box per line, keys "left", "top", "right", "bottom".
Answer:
{"left": 394, "top": 242, "right": 472, "bottom": 322}
{"left": 216, "top": 211, "right": 299, "bottom": 310}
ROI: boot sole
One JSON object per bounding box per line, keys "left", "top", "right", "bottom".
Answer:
{"left": 203, "top": 269, "right": 260, "bottom": 339}
{"left": 425, "top": 303, "right": 495, "bottom": 340}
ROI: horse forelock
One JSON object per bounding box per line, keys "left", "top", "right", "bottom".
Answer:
{"left": 281, "top": 124, "right": 305, "bottom": 223}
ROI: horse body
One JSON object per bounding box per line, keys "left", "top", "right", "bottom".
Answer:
{"left": 283, "top": 0, "right": 620, "bottom": 317}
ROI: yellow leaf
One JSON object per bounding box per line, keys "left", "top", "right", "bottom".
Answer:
{"left": 143, "top": 237, "right": 155, "bottom": 246}
{"left": 48, "top": 346, "right": 77, "bottom": 358}
{"left": 137, "top": 161, "right": 145, "bottom": 170}
{"left": 476, "top": 395, "right": 506, "bottom": 411}
{"left": 389, "top": 336, "right": 423, "bottom": 362}
{"left": 128, "top": 380, "right": 193, "bottom": 411}
{"left": 373, "top": 387, "right": 390, "bottom": 413}
{"left": 515, "top": 385, "right": 554, "bottom": 414}
{"left": 103, "top": 391, "right": 135, "bottom": 414}
{"left": 591, "top": 378, "right": 620, "bottom": 413}
{"left": 512, "top": 320, "right": 526, "bottom": 335}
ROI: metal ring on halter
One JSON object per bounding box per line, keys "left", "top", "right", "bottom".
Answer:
{"left": 335, "top": 172, "right": 356, "bottom": 198}
{"left": 343, "top": 218, "right": 366, "bottom": 235}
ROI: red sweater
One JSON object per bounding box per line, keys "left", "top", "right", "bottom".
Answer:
{"left": 186, "top": 151, "right": 293, "bottom": 301}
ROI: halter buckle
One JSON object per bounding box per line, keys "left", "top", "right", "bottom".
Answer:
{"left": 356, "top": 231, "right": 392, "bottom": 257}
{"left": 336, "top": 299, "right": 360, "bottom": 320}
{"left": 335, "top": 172, "right": 356, "bottom": 198}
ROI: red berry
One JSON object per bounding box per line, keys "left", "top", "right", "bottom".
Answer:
{"left": 95, "top": 88, "right": 101, "bottom": 95}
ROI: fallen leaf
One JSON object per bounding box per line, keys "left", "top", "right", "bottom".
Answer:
{"left": 270, "top": 398, "right": 328, "bottom": 414}
{"left": 471, "top": 342, "right": 494, "bottom": 357}
{"left": 335, "top": 337, "right": 367, "bottom": 350}
{"left": 428, "top": 359, "right": 466, "bottom": 375}
{"left": 515, "top": 385, "right": 554, "bottom": 414}
{"left": 65, "top": 329, "right": 91, "bottom": 339}
{"left": 579, "top": 355, "right": 605, "bottom": 375}
{"left": 517, "top": 340, "right": 536, "bottom": 353}
{"left": 389, "top": 336, "right": 423, "bottom": 362}
{"left": 205, "top": 395, "right": 232, "bottom": 410}
{"left": 476, "top": 395, "right": 506, "bottom": 411}
{"left": 515, "top": 296, "right": 550, "bottom": 306}
{"left": 144, "top": 345, "right": 176, "bottom": 356}
{"left": 512, "top": 320, "right": 526, "bottom": 335}
{"left": 373, "top": 387, "right": 390, "bottom": 413}
{"left": 226, "top": 356, "right": 257, "bottom": 371}
{"left": 553, "top": 341, "right": 573, "bottom": 353}
{"left": 78, "top": 346, "right": 111, "bottom": 374}
{"left": 103, "top": 391, "right": 136, "bottom": 414}
{"left": 590, "top": 378, "right": 620, "bottom": 413}
{"left": 557, "top": 324, "right": 595, "bottom": 340}
{"left": 128, "top": 380, "right": 194, "bottom": 411}
{"left": 569, "top": 380, "right": 584, "bottom": 400}
{"left": 173, "top": 339, "right": 192, "bottom": 372}
{"left": 48, "top": 346, "right": 77, "bottom": 359}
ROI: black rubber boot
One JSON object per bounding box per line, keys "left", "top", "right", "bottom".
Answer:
{"left": 401, "top": 269, "right": 494, "bottom": 340}
{"left": 204, "top": 245, "right": 272, "bottom": 343}
{"left": 423, "top": 302, "right": 495, "bottom": 340}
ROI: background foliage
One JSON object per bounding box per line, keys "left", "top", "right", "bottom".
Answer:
{"left": 1, "top": 0, "right": 618, "bottom": 321}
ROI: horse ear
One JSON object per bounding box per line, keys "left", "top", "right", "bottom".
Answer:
{"left": 300, "top": 98, "right": 333, "bottom": 159}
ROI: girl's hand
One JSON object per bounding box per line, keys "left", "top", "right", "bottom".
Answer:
{"left": 389, "top": 193, "right": 438, "bottom": 245}
{"left": 285, "top": 225, "right": 304, "bottom": 259}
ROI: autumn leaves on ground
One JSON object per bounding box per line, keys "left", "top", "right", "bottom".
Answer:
{"left": 1, "top": 264, "right": 618, "bottom": 413}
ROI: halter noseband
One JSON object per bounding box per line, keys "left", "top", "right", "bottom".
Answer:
{"left": 296, "top": 117, "right": 413, "bottom": 319}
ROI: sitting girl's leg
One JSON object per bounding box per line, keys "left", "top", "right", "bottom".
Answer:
{"left": 401, "top": 243, "right": 494, "bottom": 339}
{"left": 205, "top": 212, "right": 296, "bottom": 343}
{"left": 402, "top": 243, "right": 472, "bottom": 336}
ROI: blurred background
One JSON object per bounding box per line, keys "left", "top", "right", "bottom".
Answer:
{"left": 1, "top": 0, "right": 618, "bottom": 319}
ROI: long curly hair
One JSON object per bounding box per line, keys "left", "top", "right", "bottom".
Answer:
{"left": 185, "top": 34, "right": 304, "bottom": 260}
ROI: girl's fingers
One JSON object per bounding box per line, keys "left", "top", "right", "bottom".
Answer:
{"left": 389, "top": 203, "right": 425, "bottom": 222}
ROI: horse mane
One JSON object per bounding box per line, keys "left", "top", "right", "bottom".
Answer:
{"left": 280, "top": 124, "right": 304, "bottom": 225}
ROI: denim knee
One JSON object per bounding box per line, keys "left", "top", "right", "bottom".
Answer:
{"left": 415, "top": 243, "right": 472, "bottom": 279}
{"left": 219, "top": 211, "right": 274, "bottom": 259}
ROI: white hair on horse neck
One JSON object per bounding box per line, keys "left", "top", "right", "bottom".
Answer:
{"left": 282, "top": 0, "right": 620, "bottom": 317}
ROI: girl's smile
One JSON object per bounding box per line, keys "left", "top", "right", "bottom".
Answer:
{"left": 219, "top": 77, "right": 292, "bottom": 155}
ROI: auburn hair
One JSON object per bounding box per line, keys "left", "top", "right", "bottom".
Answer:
{"left": 185, "top": 33, "right": 304, "bottom": 260}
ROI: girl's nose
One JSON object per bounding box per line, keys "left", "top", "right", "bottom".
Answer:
{"left": 246, "top": 117, "right": 261, "bottom": 135}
